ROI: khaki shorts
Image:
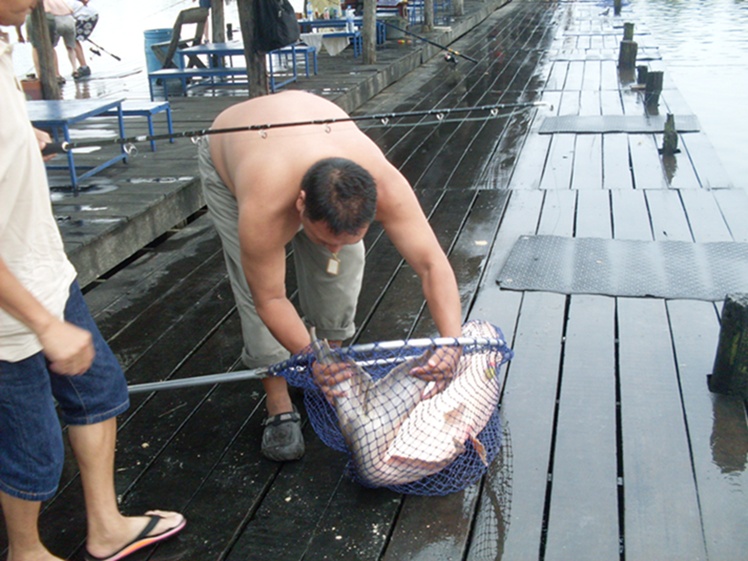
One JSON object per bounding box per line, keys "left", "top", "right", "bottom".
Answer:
{"left": 197, "top": 137, "right": 364, "bottom": 369}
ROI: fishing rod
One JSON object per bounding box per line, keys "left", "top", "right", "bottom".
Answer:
{"left": 381, "top": 21, "right": 479, "bottom": 64}
{"left": 127, "top": 335, "right": 509, "bottom": 394}
{"left": 86, "top": 38, "right": 121, "bottom": 61}
{"left": 41, "top": 100, "right": 551, "bottom": 155}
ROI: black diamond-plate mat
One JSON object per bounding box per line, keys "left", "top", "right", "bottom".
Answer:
{"left": 538, "top": 114, "right": 700, "bottom": 134}
{"left": 497, "top": 235, "right": 748, "bottom": 301}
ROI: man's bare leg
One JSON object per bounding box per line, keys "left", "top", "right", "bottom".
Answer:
{"left": 0, "top": 491, "right": 62, "bottom": 561}
{"left": 68, "top": 418, "right": 184, "bottom": 559}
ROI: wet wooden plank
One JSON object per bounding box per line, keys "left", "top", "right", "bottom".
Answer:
{"left": 667, "top": 300, "right": 748, "bottom": 561}
{"left": 539, "top": 134, "right": 575, "bottom": 190}
{"left": 498, "top": 291, "right": 566, "bottom": 560}
{"left": 713, "top": 188, "right": 748, "bottom": 242}
{"left": 611, "top": 190, "right": 652, "bottom": 240}
{"left": 571, "top": 134, "right": 603, "bottom": 189}
{"left": 603, "top": 134, "right": 633, "bottom": 189}
{"left": 617, "top": 298, "right": 707, "bottom": 561}
{"left": 679, "top": 189, "right": 732, "bottom": 242}
{"left": 645, "top": 189, "right": 691, "bottom": 241}
{"left": 544, "top": 295, "right": 619, "bottom": 561}
{"left": 575, "top": 190, "right": 611, "bottom": 238}
{"left": 628, "top": 134, "right": 668, "bottom": 189}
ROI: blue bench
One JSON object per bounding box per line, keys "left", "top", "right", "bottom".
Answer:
{"left": 148, "top": 66, "right": 250, "bottom": 101}
{"left": 103, "top": 100, "right": 173, "bottom": 152}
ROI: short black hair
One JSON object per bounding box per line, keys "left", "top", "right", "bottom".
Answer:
{"left": 301, "top": 158, "right": 377, "bottom": 235}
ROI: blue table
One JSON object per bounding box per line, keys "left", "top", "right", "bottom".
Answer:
{"left": 299, "top": 17, "right": 386, "bottom": 44}
{"left": 27, "top": 99, "right": 127, "bottom": 191}
{"left": 175, "top": 42, "right": 309, "bottom": 92}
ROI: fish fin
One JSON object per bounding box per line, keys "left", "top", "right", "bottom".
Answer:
{"left": 444, "top": 403, "right": 467, "bottom": 426}
{"left": 468, "top": 434, "right": 488, "bottom": 466}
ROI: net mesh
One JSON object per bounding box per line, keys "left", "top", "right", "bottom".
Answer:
{"left": 277, "top": 320, "right": 514, "bottom": 495}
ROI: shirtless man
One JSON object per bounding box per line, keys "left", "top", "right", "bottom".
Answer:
{"left": 197, "top": 91, "right": 462, "bottom": 462}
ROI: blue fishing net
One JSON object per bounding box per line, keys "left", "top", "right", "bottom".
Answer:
{"left": 277, "top": 320, "right": 514, "bottom": 496}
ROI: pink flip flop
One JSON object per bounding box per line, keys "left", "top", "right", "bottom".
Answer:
{"left": 85, "top": 513, "right": 186, "bottom": 561}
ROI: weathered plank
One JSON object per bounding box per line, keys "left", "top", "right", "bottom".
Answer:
{"left": 617, "top": 298, "right": 707, "bottom": 561}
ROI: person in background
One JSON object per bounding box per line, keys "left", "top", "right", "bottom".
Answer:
{"left": 0, "top": 2, "right": 187, "bottom": 561}
{"left": 69, "top": 0, "right": 97, "bottom": 79}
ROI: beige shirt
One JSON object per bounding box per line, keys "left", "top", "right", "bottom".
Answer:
{"left": 0, "top": 34, "right": 77, "bottom": 361}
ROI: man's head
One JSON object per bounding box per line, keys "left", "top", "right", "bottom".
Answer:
{"left": 0, "top": 0, "right": 36, "bottom": 27}
{"left": 299, "top": 157, "right": 377, "bottom": 237}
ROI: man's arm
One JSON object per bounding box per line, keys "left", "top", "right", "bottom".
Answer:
{"left": 236, "top": 199, "right": 311, "bottom": 356}
{"left": 0, "top": 258, "right": 93, "bottom": 375}
{"left": 377, "top": 171, "right": 462, "bottom": 338}
{"left": 376, "top": 168, "right": 463, "bottom": 393}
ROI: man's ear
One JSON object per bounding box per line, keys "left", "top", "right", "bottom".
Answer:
{"left": 295, "top": 190, "right": 306, "bottom": 214}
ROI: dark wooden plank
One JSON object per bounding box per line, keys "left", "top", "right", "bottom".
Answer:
{"left": 498, "top": 292, "right": 566, "bottom": 560}
{"left": 667, "top": 300, "right": 748, "bottom": 561}
{"left": 544, "top": 295, "right": 619, "bottom": 561}
{"left": 617, "top": 298, "right": 707, "bottom": 560}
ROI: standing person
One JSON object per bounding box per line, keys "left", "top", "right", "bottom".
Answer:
{"left": 69, "top": 0, "right": 97, "bottom": 79}
{"left": 197, "top": 90, "right": 462, "bottom": 462}
{"left": 0, "top": 3, "right": 186, "bottom": 561}
{"left": 42, "top": 0, "right": 78, "bottom": 78}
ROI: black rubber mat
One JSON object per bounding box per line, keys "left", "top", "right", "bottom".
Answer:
{"left": 538, "top": 114, "right": 700, "bottom": 134}
{"left": 496, "top": 235, "right": 748, "bottom": 301}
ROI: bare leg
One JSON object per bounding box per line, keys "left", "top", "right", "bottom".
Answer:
{"left": 0, "top": 491, "right": 62, "bottom": 561}
{"left": 262, "top": 375, "right": 293, "bottom": 416}
{"left": 68, "top": 418, "right": 184, "bottom": 558}
{"left": 74, "top": 42, "right": 87, "bottom": 69}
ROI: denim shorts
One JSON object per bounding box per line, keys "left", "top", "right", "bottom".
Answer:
{"left": 0, "top": 281, "right": 129, "bottom": 501}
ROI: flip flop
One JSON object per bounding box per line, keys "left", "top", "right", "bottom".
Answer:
{"left": 84, "top": 513, "right": 186, "bottom": 561}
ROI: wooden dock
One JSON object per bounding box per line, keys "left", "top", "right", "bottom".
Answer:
{"left": 3, "top": 1, "right": 747, "bottom": 559}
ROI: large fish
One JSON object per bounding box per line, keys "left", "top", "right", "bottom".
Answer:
{"left": 311, "top": 320, "right": 508, "bottom": 487}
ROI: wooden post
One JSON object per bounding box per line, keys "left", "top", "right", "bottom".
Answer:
{"left": 29, "top": 3, "right": 60, "bottom": 100}
{"left": 659, "top": 113, "right": 679, "bottom": 155}
{"left": 237, "top": 0, "right": 268, "bottom": 97}
{"left": 708, "top": 294, "right": 748, "bottom": 400}
{"left": 618, "top": 40, "right": 637, "bottom": 69}
{"left": 614, "top": 0, "right": 622, "bottom": 16}
{"left": 623, "top": 22, "right": 635, "bottom": 41}
{"left": 424, "top": 0, "right": 434, "bottom": 32}
{"left": 645, "top": 70, "right": 663, "bottom": 105}
{"left": 363, "top": 0, "right": 377, "bottom": 64}
{"left": 636, "top": 65, "right": 648, "bottom": 85}
{"left": 211, "top": 0, "right": 226, "bottom": 43}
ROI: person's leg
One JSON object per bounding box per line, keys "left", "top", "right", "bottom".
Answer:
{"left": 67, "top": 419, "right": 184, "bottom": 559}
{"left": 0, "top": 491, "right": 61, "bottom": 561}
{"left": 51, "top": 282, "right": 185, "bottom": 557}
{"left": 197, "top": 138, "right": 303, "bottom": 461}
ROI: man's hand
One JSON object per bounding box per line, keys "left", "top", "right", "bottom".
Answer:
{"left": 33, "top": 128, "right": 56, "bottom": 162}
{"left": 37, "top": 319, "right": 94, "bottom": 375}
{"left": 312, "top": 359, "right": 354, "bottom": 405}
{"left": 409, "top": 346, "right": 462, "bottom": 399}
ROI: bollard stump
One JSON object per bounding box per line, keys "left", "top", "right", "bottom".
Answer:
{"left": 645, "top": 70, "right": 663, "bottom": 105}
{"left": 618, "top": 40, "right": 638, "bottom": 69}
{"left": 659, "top": 113, "right": 680, "bottom": 154}
{"left": 708, "top": 294, "right": 748, "bottom": 400}
{"left": 623, "top": 22, "right": 635, "bottom": 41}
{"left": 614, "top": 0, "right": 622, "bottom": 16}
